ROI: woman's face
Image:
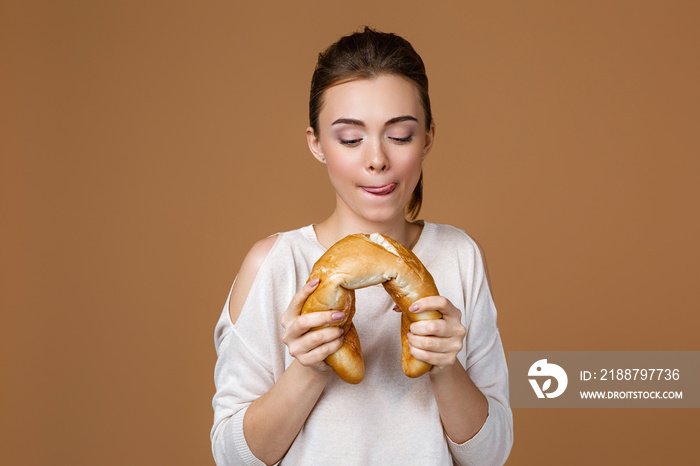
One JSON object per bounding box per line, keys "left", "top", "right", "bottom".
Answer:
{"left": 307, "top": 74, "right": 434, "bottom": 225}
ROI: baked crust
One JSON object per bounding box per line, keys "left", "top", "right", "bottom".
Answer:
{"left": 301, "top": 233, "right": 441, "bottom": 384}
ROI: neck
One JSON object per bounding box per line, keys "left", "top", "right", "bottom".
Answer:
{"left": 314, "top": 207, "right": 421, "bottom": 250}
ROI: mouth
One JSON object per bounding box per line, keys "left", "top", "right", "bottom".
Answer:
{"left": 361, "top": 183, "right": 397, "bottom": 196}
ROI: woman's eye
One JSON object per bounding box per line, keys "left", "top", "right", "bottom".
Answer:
{"left": 390, "top": 136, "right": 413, "bottom": 143}
{"left": 340, "top": 138, "right": 362, "bottom": 146}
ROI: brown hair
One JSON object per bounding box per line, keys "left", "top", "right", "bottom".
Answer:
{"left": 309, "top": 26, "right": 432, "bottom": 220}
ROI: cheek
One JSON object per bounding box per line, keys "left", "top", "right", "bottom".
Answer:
{"left": 395, "top": 154, "right": 423, "bottom": 179}
{"left": 325, "top": 156, "right": 357, "bottom": 186}
{"left": 327, "top": 153, "right": 350, "bottom": 170}
{"left": 401, "top": 158, "right": 424, "bottom": 195}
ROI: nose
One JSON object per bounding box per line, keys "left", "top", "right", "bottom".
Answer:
{"left": 365, "top": 143, "right": 389, "bottom": 172}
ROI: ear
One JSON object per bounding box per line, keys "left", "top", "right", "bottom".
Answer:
{"left": 421, "top": 122, "right": 436, "bottom": 160}
{"left": 306, "top": 126, "right": 326, "bottom": 163}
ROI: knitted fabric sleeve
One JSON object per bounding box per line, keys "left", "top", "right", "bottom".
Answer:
{"left": 444, "top": 228, "right": 513, "bottom": 466}
{"left": 210, "top": 235, "right": 295, "bottom": 465}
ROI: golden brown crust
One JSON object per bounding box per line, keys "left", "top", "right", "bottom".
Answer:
{"left": 301, "top": 233, "right": 441, "bottom": 383}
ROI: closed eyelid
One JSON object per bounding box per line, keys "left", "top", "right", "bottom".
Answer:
{"left": 386, "top": 127, "right": 414, "bottom": 139}
{"left": 388, "top": 136, "right": 413, "bottom": 144}
{"left": 339, "top": 137, "right": 363, "bottom": 147}
{"left": 385, "top": 120, "right": 418, "bottom": 138}
{"left": 335, "top": 131, "right": 364, "bottom": 143}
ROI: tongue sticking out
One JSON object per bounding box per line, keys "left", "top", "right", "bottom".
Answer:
{"left": 363, "top": 184, "right": 396, "bottom": 195}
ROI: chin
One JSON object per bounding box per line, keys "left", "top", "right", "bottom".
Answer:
{"left": 356, "top": 207, "right": 406, "bottom": 225}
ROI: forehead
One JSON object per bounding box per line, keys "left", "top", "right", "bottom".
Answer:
{"left": 319, "top": 75, "right": 424, "bottom": 125}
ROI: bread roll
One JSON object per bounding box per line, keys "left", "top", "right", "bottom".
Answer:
{"left": 301, "top": 233, "right": 441, "bottom": 383}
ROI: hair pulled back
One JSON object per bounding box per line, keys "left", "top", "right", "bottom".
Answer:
{"left": 309, "top": 26, "right": 432, "bottom": 221}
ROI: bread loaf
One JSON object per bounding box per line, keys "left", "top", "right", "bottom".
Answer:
{"left": 301, "top": 233, "right": 441, "bottom": 383}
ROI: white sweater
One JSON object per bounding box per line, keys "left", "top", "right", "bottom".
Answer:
{"left": 211, "top": 222, "right": 513, "bottom": 465}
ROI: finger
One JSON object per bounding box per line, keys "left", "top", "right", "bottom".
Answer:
{"left": 296, "top": 310, "right": 346, "bottom": 334}
{"left": 409, "top": 318, "right": 452, "bottom": 337}
{"left": 281, "top": 278, "right": 321, "bottom": 326}
{"left": 291, "top": 277, "right": 320, "bottom": 310}
{"left": 409, "top": 296, "right": 461, "bottom": 319}
{"left": 283, "top": 310, "right": 345, "bottom": 342}
{"left": 289, "top": 278, "right": 321, "bottom": 311}
{"left": 289, "top": 329, "right": 345, "bottom": 365}
{"left": 407, "top": 332, "right": 463, "bottom": 355}
{"left": 297, "top": 334, "right": 345, "bottom": 366}
{"left": 288, "top": 325, "right": 344, "bottom": 356}
{"left": 408, "top": 343, "right": 455, "bottom": 369}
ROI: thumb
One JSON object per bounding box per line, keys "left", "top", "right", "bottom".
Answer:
{"left": 291, "top": 277, "right": 321, "bottom": 314}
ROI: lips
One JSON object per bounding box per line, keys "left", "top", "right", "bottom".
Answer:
{"left": 361, "top": 183, "right": 397, "bottom": 195}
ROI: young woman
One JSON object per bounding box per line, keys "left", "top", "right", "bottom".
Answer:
{"left": 211, "top": 27, "right": 513, "bottom": 465}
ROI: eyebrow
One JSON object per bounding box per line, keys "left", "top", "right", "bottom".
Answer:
{"left": 331, "top": 115, "right": 419, "bottom": 127}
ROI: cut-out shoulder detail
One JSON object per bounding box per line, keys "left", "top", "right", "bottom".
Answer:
{"left": 228, "top": 234, "right": 279, "bottom": 324}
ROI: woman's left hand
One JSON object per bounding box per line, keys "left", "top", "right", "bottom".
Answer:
{"left": 396, "top": 296, "right": 466, "bottom": 373}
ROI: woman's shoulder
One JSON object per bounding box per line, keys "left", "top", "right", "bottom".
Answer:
{"left": 243, "top": 224, "right": 318, "bottom": 266}
{"left": 227, "top": 225, "right": 316, "bottom": 324}
{"left": 245, "top": 234, "right": 279, "bottom": 270}
{"left": 227, "top": 235, "right": 277, "bottom": 325}
{"left": 423, "top": 221, "right": 492, "bottom": 281}
{"left": 424, "top": 221, "right": 482, "bottom": 251}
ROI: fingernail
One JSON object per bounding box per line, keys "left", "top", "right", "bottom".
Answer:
{"left": 308, "top": 277, "right": 320, "bottom": 287}
{"left": 331, "top": 312, "right": 345, "bottom": 321}
{"left": 409, "top": 303, "right": 419, "bottom": 312}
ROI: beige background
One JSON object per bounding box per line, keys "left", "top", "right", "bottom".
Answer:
{"left": 2, "top": 1, "right": 698, "bottom": 464}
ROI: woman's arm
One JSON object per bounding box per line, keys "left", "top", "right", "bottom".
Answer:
{"left": 244, "top": 279, "right": 345, "bottom": 464}
{"left": 224, "top": 239, "right": 344, "bottom": 465}
{"left": 404, "top": 239, "right": 513, "bottom": 465}
{"left": 243, "top": 359, "right": 331, "bottom": 465}
{"left": 405, "top": 297, "right": 488, "bottom": 442}
{"left": 428, "top": 350, "right": 489, "bottom": 443}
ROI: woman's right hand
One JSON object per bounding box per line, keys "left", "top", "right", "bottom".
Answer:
{"left": 243, "top": 277, "right": 347, "bottom": 465}
{"left": 280, "top": 278, "right": 346, "bottom": 371}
